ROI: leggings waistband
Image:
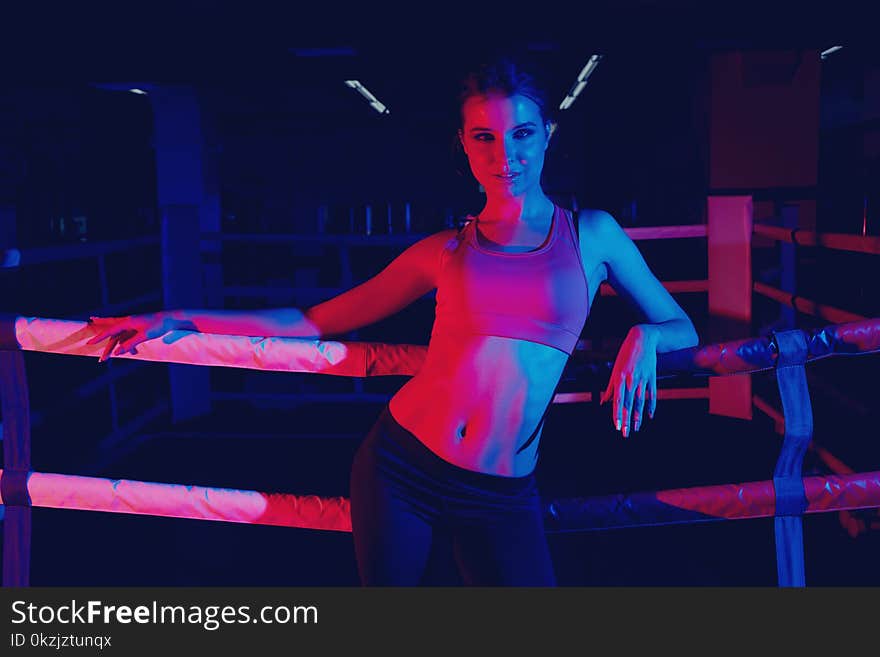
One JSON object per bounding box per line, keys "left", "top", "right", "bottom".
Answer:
{"left": 372, "top": 405, "right": 537, "bottom": 496}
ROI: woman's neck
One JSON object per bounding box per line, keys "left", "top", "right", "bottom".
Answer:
{"left": 478, "top": 191, "right": 553, "bottom": 225}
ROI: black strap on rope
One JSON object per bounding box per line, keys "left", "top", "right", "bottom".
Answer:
{"left": 0, "top": 314, "right": 19, "bottom": 351}
{"left": 771, "top": 328, "right": 813, "bottom": 587}
{"left": 0, "top": 469, "right": 31, "bottom": 507}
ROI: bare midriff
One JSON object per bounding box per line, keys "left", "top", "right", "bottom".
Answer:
{"left": 388, "top": 330, "right": 569, "bottom": 477}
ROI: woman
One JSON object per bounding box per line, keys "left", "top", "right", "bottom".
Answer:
{"left": 88, "top": 56, "right": 699, "bottom": 586}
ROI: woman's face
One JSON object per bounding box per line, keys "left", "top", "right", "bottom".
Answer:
{"left": 459, "top": 92, "right": 550, "bottom": 198}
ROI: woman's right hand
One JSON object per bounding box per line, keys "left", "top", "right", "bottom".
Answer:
{"left": 87, "top": 313, "right": 171, "bottom": 362}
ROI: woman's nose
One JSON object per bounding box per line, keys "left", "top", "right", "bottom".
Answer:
{"left": 494, "top": 138, "right": 517, "bottom": 165}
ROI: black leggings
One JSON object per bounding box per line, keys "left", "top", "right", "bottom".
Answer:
{"left": 349, "top": 405, "right": 556, "bottom": 586}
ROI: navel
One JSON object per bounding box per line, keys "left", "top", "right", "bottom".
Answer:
{"left": 456, "top": 424, "right": 467, "bottom": 442}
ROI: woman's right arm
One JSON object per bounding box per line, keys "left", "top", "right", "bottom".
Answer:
{"left": 89, "top": 229, "right": 455, "bottom": 359}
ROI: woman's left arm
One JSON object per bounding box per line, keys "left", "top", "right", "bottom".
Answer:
{"left": 580, "top": 209, "right": 700, "bottom": 437}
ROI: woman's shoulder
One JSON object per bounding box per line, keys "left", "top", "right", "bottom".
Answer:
{"left": 572, "top": 208, "right": 629, "bottom": 265}
{"left": 383, "top": 228, "right": 463, "bottom": 286}
{"left": 409, "top": 227, "right": 465, "bottom": 262}
{"left": 430, "top": 227, "right": 464, "bottom": 246}
{"left": 574, "top": 208, "right": 618, "bottom": 235}
{"left": 573, "top": 208, "right": 621, "bottom": 243}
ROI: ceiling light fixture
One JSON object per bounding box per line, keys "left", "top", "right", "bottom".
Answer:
{"left": 820, "top": 46, "right": 843, "bottom": 60}
{"left": 559, "top": 54, "right": 603, "bottom": 111}
{"left": 344, "top": 80, "right": 390, "bottom": 115}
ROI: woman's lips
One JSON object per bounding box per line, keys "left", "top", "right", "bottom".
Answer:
{"left": 493, "top": 172, "right": 521, "bottom": 183}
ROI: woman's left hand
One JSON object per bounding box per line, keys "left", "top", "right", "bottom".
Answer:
{"left": 600, "top": 324, "right": 658, "bottom": 438}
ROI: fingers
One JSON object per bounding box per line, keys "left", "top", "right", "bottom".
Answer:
{"left": 88, "top": 331, "right": 124, "bottom": 347}
{"left": 603, "top": 374, "right": 631, "bottom": 437}
{"left": 613, "top": 377, "right": 627, "bottom": 435}
{"left": 620, "top": 375, "right": 636, "bottom": 438}
{"left": 90, "top": 323, "right": 125, "bottom": 360}
{"left": 87, "top": 317, "right": 142, "bottom": 361}
{"left": 632, "top": 380, "right": 647, "bottom": 433}
{"left": 86, "top": 317, "right": 124, "bottom": 346}
{"left": 95, "top": 329, "right": 139, "bottom": 362}
{"left": 606, "top": 373, "right": 654, "bottom": 438}
{"left": 112, "top": 330, "right": 142, "bottom": 356}
{"left": 604, "top": 367, "right": 658, "bottom": 437}
{"left": 98, "top": 335, "right": 118, "bottom": 363}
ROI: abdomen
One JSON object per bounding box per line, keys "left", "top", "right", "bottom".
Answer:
{"left": 389, "top": 333, "right": 568, "bottom": 476}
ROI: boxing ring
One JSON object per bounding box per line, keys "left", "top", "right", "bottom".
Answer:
{"left": 2, "top": 196, "right": 879, "bottom": 587}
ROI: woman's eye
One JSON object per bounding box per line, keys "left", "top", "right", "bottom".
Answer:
{"left": 471, "top": 129, "right": 533, "bottom": 142}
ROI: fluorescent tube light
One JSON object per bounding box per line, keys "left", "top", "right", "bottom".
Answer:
{"left": 820, "top": 46, "right": 843, "bottom": 60}
{"left": 344, "top": 79, "right": 390, "bottom": 115}
{"left": 559, "top": 54, "right": 602, "bottom": 111}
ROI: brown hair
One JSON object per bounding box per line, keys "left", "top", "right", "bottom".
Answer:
{"left": 458, "top": 54, "right": 552, "bottom": 126}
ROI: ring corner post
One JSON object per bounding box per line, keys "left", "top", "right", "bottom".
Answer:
{"left": 0, "top": 350, "right": 32, "bottom": 587}
{"left": 151, "top": 86, "right": 213, "bottom": 424}
{"left": 707, "top": 194, "right": 753, "bottom": 420}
